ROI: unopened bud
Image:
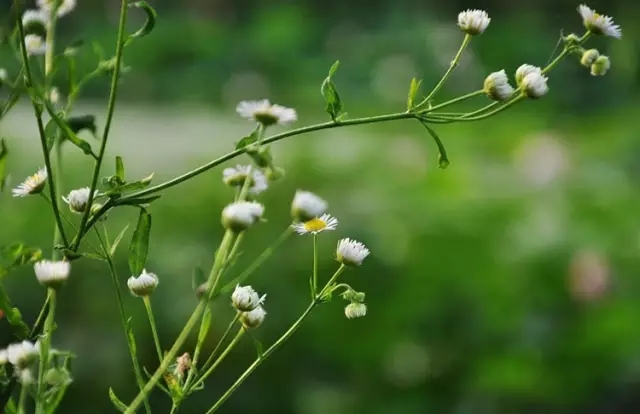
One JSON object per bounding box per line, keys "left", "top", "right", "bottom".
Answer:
{"left": 590, "top": 55, "right": 611, "bottom": 76}
{"left": 580, "top": 49, "right": 600, "bottom": 67}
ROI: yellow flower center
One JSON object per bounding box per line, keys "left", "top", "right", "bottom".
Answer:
{"left": 303, "top": 218, "right": 327, "bottom": 232}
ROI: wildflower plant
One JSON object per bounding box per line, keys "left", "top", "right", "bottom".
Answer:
{"left": 0, "top": 1, "right": 621, "bottom": 412}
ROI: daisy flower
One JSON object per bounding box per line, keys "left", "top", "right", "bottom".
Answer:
{"left": 12, "top": 167, "right": 47, "bottom": 197}
{"left": 336, "top": 238, "right": 370, "bottom": 266}
{"left": 236, "top": 99, "right": 297, "bottom": 126}
{"left": 292, "top": 213, "right": 338, "bottom": 235}
{"left": 577, "top": 5, "right": 621, "bottom": 39}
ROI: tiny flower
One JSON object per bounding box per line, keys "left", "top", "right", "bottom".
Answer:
{"left": 577, "top": 5, "right": 621, "bottom": 39}
{"left": 0, "top": 68, "right": 8, "bottom": 84}
{"left": 580, "top": 49, "right": 600, "bottom": 67}
{"left": 291, "top": 190, "right": 328, "bottom": 222}
{"left": 127, "top": 269, "right": 159, "bottom": 297}
{"left": 221, "top": 201, "right": 265, "bottom": 232}
{"left": 515, "top": 64, "right": 542, "bottom": 87}
{"left": 22, "top": 9, "right": 48, "bottom": 28}
{"left": 292, "top": 213, "right": 338, "bottom": 235}
{"left": 336, "top": 238, "right": 370, "bottom": 266}
{"left": 12, "top": 167, "right": 47, "bottom": 197}
{"left": 49, "top": 87, "right": 60, "bottom": 104}
{"left": 344, "top": 303, "right": 367, "bottom": 319}
{"left": 239, "top": 306, "right": 267, "bottom": 329}
{"left": 7, "top": 341, "right": 39, "bottom": 369}
{"left": 175, "top": 353, "right": 191, "bottom": 378}
{"left": 37, "top": 0, "right": 77, "bottom": 17}
{"left": 222, "top": 165, "right": 268, "bottom": 196}
{"left": 18, "top": 369, "right": 34, "bottom": 385}
{"left": 457, "top": 9, "right": 491, "bottom": 35}
{"left": 236, "top": 99, "right": 297, "bottom": 126}
{"left": 483, "top": 70, "right": 515, "bottom": 101}
{"left": 34, "top": 260, "right": 70, "bottom": 289}
{"left": 0, "top": 350, "right": 7, "bottom": 365}
{"left": 231, "top": 285, "right": 265, "bottom": 312}
{"left": 521, "top": 72, "right": 549, "bottom": 99}
{"left": 62, "top": 187, "right": 96, "bottom": 213}
{"left": 24, "top": 34, "right": 47, "bottom": 56}
{"left": 590, "top": 55, "right": 611, "bottom": 76}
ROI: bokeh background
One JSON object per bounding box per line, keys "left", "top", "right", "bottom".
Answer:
{"left": 2, "top": 0, "right": 640, "bottom": 412}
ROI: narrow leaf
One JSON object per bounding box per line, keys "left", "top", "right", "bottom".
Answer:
{"left": 43, "top": 104, "right": 95, "bottom": 158}
{"left": 235, "top": 127, "right": 261, "bottom": 151}
{"left": 44, "top": 117, "right": 59, "bottom": 151}
{"left": 0, "top": 139, "right": 8, "bottom": 191}
{"left": 105, "top": 173, "right": 155, "bottom": 198}
{"left": 115, "top": 195, "right": 162, "bottom": 207}
{"left": 407, "top": 78, "right": 422, "bottom": 111}
{"left": 128, "top": 208, "right": 151, "bottom": 276}
{"left": 109, "top": 224, "right": 130, "bottom": 257}
{"left": 127, "top": 1, "right": 157, "bottom": 42}
{"left": 125, "top": 317, "right": 138, "bottom": 356}
{"left": 0, "top": 285, "right": 29, "bottom": 339}
{"left": 327, "top": 60, "right": 340, "bottom": 77}
{"left": 115, "top": 156, "right": 125, "bottom": 182}
{"left": 419, "top": 120, "right": 450, "bottom": 169}
{"left": 108, "top": 388, "right": 127, "bottom": 412}
{"left": 321, "top": 79, "right": 343, "bottom": 121}
{"left": 66, "top": 115, "right": 97, "bottom": 137}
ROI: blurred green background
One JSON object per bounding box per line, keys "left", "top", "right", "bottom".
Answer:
{"left": 2, "top": 0, "right": 640, "bottom": 412}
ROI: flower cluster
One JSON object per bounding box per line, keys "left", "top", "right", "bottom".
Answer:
{"left": 0, "top": 340, "right": 40, "bottom": 384}
{"left": 20, "top": 0, "right": 76, "bottom": 56}
{"left": 232, "top": 285, "right": 267, "bottom": 329}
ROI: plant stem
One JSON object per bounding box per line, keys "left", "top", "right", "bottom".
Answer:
{"left": 17, "top": 385, "right": 27, "bottom": 414}
{"left": 192, "top": 328, "right": 244, "bottom": 390}
{"left": 143, "top": 297, "right": 163, "bottom": 363}
{"left": 35, "top": 288, "right": 56, "bottom": 414}
{"left": 51, "top": 144, "right": 65, "bottom": 260}
{"left": 312, "top": 234, "right": 318, "bottom": 298}
{"left": 71, "top": 0, "right": 129, "bottom": 252}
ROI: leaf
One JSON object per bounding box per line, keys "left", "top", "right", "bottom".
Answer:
{"left": 128, "top": 208, "right": 151, "bottom": 276}
{"left": 127, "top": 1, "right": 157, "bottom": 42}
{"left": 192, "top": 266, "right": 205, "bottom": 290}
{"left": 0, "top": 285, "right": 29, "bottom": 339}
{"left": 0, "top": 139, "right": 8, "bottom": 191}
{"left": 125, "top": 317, "right": 138, "bottom": 356}
{"left": 115, "top": 195, "right": 162, "bottom": 207}
{"left": 115, "top": 156, "right": 125, "bottom": 182}
{"left": 321, "top": 61, "right": 344, "bottom": 121}
{"left": 327, "top": 60, "right": 340, "bottom": 77}
{"left": 407, "top": 77, "right": 422, "bottom": 111}
{"left": 1, "top": 243, "right": 43, "bottom": 274}
{"left": 44, "top": 104, "right": 95, "bottom": 158}
{"left": 65, "top": 115, "right": 97, "bottom": 137}
{"left": 419, "top": 120, "right": 450, "bottom": 169}
{"left": 109, "top": 224, "right": 130, "bottom": 257}
{"left": 44, "top": 117, "right": 59, "bottom": 151}
{"left": 235, "top": 127, "right": 260, "bottom": 151}
{"left": 105, "top": 173, "right": 154, "bottom": 198}
{"left": 247, "top": 146, "right": 272, "bottom": 168}
{"left": 108, "top": 388, "right": 127, "bottom": 412}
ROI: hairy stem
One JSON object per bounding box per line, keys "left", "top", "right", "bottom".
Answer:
{"left": 143, "top": 297, "right": 163, "bottom": 363}
{"left": 35, "top": 288, "right": 56, "bottom": 414}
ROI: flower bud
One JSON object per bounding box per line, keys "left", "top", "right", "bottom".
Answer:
{"left": 45, "top": 367, "right": 71, "bottom": 386}
{"left": 515, "top": 64, "right": 542, "bottom": 87}
{"left": 336, "top": 238, "right": 370, "bottom": 266}
{"left": 521, "top": 72, "right": 549, "bottom": 99}
{"left": 266, "top": 165, "right": 285, "bottom": 181}
{"left": 221, "top": 201, "right": 265, "bottom": 232}
{"left": 345, "top": 303, "right": 367, "bottom": 319}
{"left": 580, "top": 49, "right": 600, "bottom": 67}
{"left": 483, "top": 70, "right": 514, "bottom": 101}
{"left": 222, "top": 165, "right": 268, "bottom": 196}
{"left": 291, "top": 190, "right": 328, "bottom": 222}
{"left": 127, "top": 269, "right": 159, "bottom": 297}
{"left": 563, "top": 33, "right": 581, "bottom": 44}
{"left": 63, "top": 187, "right": 96, "bottom": 214}
{"left": 239, "top": 306, "right": 267, "bottom": 329}
{"left": 457, "top": 9, "right": 490, "bottom": 35}
{"left": 590, "top": 55, "right": 611, "bottom": 76}
{"left": 174, "top": 353, "right": 191, "bottom": 379}
{"left": 231, "top": 285, "right": 265, "bottom": 312}
{"left": 34, "top": 260, "right": 70, "bottom": 290}
{"left": 6, "top": 341, "right": 39, "bottom": 369}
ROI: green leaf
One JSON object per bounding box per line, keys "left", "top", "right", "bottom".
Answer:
{"left": 128, "top": 208, "right": 151, "bottom": 276}
{"left": 235, "top": 127, "right": 260, "bottom": 151}
{"left": 0, "top": 138, "right": 8, "bottom": 192}
{"left": 115, "top": 156, "right": 125, "bottom": 182}
{"left": 1, "top": 243, "right": 43, "bottom": 276}
{"left": 127, "top": 1, "right": 157, "bottom": 43}
{"left": 407, "top": 77, "right": 422, "bottom": 111}
{"left": 192, "top": 266, "right": 205, "bottom": 290}
{"left": 125, "top": 317, "right": 138, "bottom": 356}
{"left": 109, "top": 224, "right": 130, "bottom": 257}
{"left": 108, "top": 388, "right": 127, "bottom": 412}
{"left": 327, "top": 60, "right": 340, "bottom": 77}
{"left": 247, "top": 146, "right": 272, "bottom": 168}
{"left": 419, "top": 120, "right": 450, "bottom": 169}
{"left": 44, "top": 104, "right": 95, "bottom": 158}
{"left": 105, "top": 173, "right": 154, "bottom": 198}
{"left": 0, "top": 285, "right": 29, "bottom": 339}
{"left": 66, "top": 115, "right": 97, "bottom": 137}
{"left": 115, "top": 195, "right": 162, "bottom": 207}
{"left": 321, "top": 61, "right": 344, "bottom": 121}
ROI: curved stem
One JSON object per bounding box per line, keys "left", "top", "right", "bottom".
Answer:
{"left": 192, "top": 328, "right": 244, "bottom": 391}
{"left": 35, "top": 288, "right": 56, "bottom": 414}
{"left": 143, "top": 297, "right": 163, "bottom": 363}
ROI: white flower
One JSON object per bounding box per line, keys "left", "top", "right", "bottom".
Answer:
{"left": 515, "top": 64, "right": 542, "bottom": 87}
{"left": 34, "top": 260, "right": 71, "bottom": 289}
{"left": 336, "top": 238, "right": 370, "bottom": 266}
{"left": 49, "top": 87, "right": 60, "bottom": 104}
{"left": 18, "top": 369, "right": 34, "bottom": 385}
{"left": 291, "top": 190, "right": 328, "bottom": 222}
{"left": 62, "top": 187, "right": 96, "bottom": 213}
{"left": 6, "top": 341, "right": 39, "bottom": 369}
{"left": 127, "top": 269, "right": 159, "bottom": 297}
{"left": 24, "top": 34, "right": 47, "bottom": 56}
{"left": 239, "top": 306, "right": 267, "bottom": 329}
{"left": 12, "top": 167, "right": 47, "bottom": 197}
{"left": 457, "top": 9, "right": 490, "bottom": 35}
{"left": 483, "top": 70, "right": 514, "bottom": 101}
{"left": 345, "top": 303, "right": 367, "bottom": 319}
{"left": 221, "top": 201, "right": 265, "bottom": 232}
{"left": 231, "top": 285, "right": 265, "bottom": 312}
{"left": 521, "top": 72, "right": 549, "bottom": 99}
{"left": 0, "top": 350, "right": 7, "bottom": 365}
{"left": 590, "top": 55, "right": 611, "bottom": 76}
{"left": 222, "top": 165, "right": 268, "bottom": 196}
{"left": 292, "top": 213, "right": 338, "bottom": 235}
{"left": 22, "top": 9, "right": 48, "bottom": 28}
{"left": 577, "top": 5, "right": 621, "bottom": 39}
{"left": 37, "top": 0, "right": 76, "bottom": 17}
{"left": 236, "top": 99, "right": 297, "bottom": 126}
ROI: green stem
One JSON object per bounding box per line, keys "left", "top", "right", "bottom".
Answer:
{"left": 17, "top": 385, "right": 27, "bottom": 414}
{"left": 169, "top": 403, "right": 179, "bottom": 414}
{"left": 422, "top": 90, "right": 484, "bottom": 113}
{"left": 51, "top": 143, "right": 64, "bottom": 260}
{"left": 35, "top": 288, "right": 56, "bottom": 414}
{"left": 71, "top": 0, "right": 129, "bottom": 252}
{"left": 143, "top": 296, "right": 163, "bottom": 363}
{"left": 192, "top": 328, "right": 244, "bottom": 390}
{"left": 542, "top": 48, "right": 569, "bottom": 75}
{"left": 312, "top": 234, "right": 318, "bottom": 298}
{"left": 204, "top": 265, "right": 346, "bottom": 413}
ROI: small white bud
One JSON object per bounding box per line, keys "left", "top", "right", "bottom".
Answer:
{"left": 6, "top": 341, "right": 39, "bottom": 369}
{"left": 291, "top": 190, "right": 328, "bottom": 222}
{"left": 18, "top": 369, "right": 35, "bottom": 385}
{"left": 483, "top": 70, "right": 515, "bottom": 101}
{"left": 521, "top": 72, "right": 549, "bottom": 99}
{"left": 515, "top": 64, "right": 542, "bottom": 87}
{"left": 590, "top": 55, "right": 611, "bottom": 76}
{"left": 221, "top": 201, "right": 265, "bottom": 232}
{"left": 63, "top": 187, "right": 97, "bottom": 214}
{"left": 231, "top": 285, "right": 265, "bottom": 312}
{"left": 24, "top": 34, "right": 47, "bottom": 56}
{"left": 22, "top": 9, "right": 48, "bottom": 29}
{"left": 0, "top": 350, "right": 8, "bottom": 365}
{"left": 336, "top": 238, "right": 370, "bottom": 266}
{"left": 222, "top": 165, "right": 268, "bottom": 196}
{"left": 127, "top": 269, "right": 159, "bottom": 297}
{"left": 34, "top": 260, "right": 71, "bottom": 289}
{"left": 345, "top": 303, "right": 367, "bottom": 319}
{"left": 239, "top": 306, "right": 267, "bottom": 329}
{"left": 457, "top": 9, "right": 490, "bottom": 35}
{"left": 49, "top": 87, "right": 60, "bottom": 104}
{"left": 580, "top": 49, "right": 600, "bottom": 67}
{"left": 37, "top": 0, "right": 77, "bottom": 17}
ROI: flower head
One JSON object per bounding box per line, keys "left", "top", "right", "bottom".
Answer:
{"left": 578, "top": 5, "right": 621, "bottom": 39}
{"left": 590, "top": 55, "right": 611, "bottom": 76}
{"left": 292, "top": 213, "right": 338, "bottom": 235}
{"left": 457, "top": 9, "right": 490, "bottom": 35}
{"left": 22, "top": 9, "right": 48, "bottom": 28}
{"left": 37, "top": 0, "right": 76, "bottom": 17}
{"left": 483, "top": 70, "right": 514, "bottom": 101}
{"left": 239, "top": 306, "right": 267, "bottom": 329}
{"left": 34, "top": 260, "right": 70, "bottom": 289}
{"left": 515, "top": 64, "right": 542, "bottom": 87}
{"left": 345, "top": 303, "right": 367, "bottom": 319}
{"left": 521, "top": 72, "right": 549, "bottom": 99}
{"left": 222, "top": 165, "right": 268, "bottom": 196}
{"left": 221, "top": 201, "right": 265, "bottom": 232}
{"left": 291, "top": 190, "right": 328, "bottom": 222}
{"left": 63, "top": 187, "right": 96, "bottom": 213}
{"left": 6, "top": 341, "right": 39, "bottom": 369}
{"left": 236, "top": 99, "right": 297, "bottom": 126}
{"left": 24, "top": 34, "right": 47, "bottom": 56}
{"left": 231, "top": 285, "right": 265, "bottom": 312}
{"left": 580, "top": 49, "right": 600, "bottom": 67}
{"left": 12, "top": 167, "right": 47, "bottom": 197}
{"left": 336, "top": 238, "right": 370, "bottom": 266}
{"left": 127, "top": 269, "right": 159, "bottom": 297}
